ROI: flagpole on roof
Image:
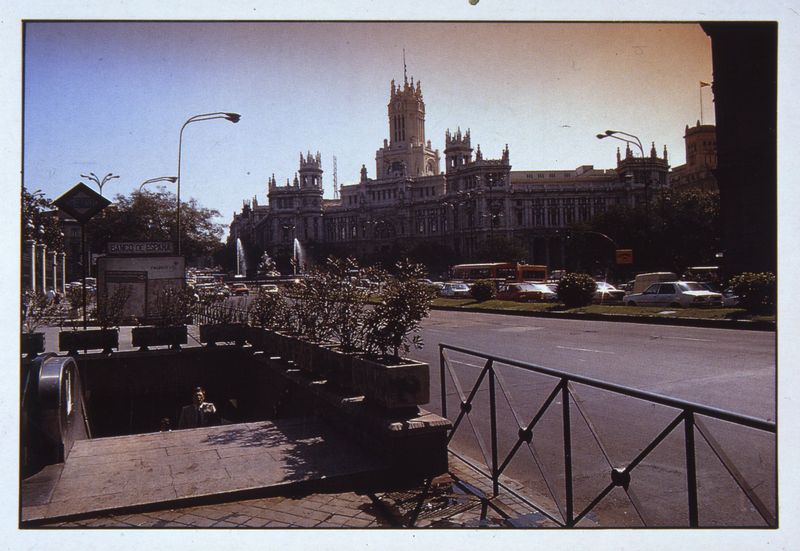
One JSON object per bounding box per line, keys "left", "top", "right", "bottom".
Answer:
{"left": 699, "top": 81, "right": 711, "bottom": 125}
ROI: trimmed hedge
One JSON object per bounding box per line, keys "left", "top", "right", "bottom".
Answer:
{"left": 728, "top": 272, "right": 776, "bottom": 314}
{"left": 556, "top": 272, "right": 596, "bottom": 308}
{"left": 470, "top": 279, "right": 496, "bottom": 302}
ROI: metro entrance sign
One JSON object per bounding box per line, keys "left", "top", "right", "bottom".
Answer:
{"left": 54, "top": 182, "right": 111, "bottom": 329}
{"left": 53, "top": 182, "right": 111, "bottom": 224}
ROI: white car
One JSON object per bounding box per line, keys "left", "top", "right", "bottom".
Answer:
{"left": 440, "top": 283, "right": 471, "bottom": 298}
{"left": 624, "top": 281, "right": 723, "bottom": 308}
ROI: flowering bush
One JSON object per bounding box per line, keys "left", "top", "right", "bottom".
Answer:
{"left": 556, "top": 272, "right": 596, "bottom": 308}
{"left": 728, "top": 272, "right": 776, "bottom": 314}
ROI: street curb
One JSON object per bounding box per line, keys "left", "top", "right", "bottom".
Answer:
{"left": 430, "top": 304, "right": 776, "bottom": 332}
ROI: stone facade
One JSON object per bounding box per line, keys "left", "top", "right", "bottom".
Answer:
{"left": 229, "top": 75, "right": 675, "bottom": 272}
{"left": 669, "top": 121, "right": 718, "bottom": 191}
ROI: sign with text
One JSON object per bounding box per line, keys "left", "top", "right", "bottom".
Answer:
{"left": 615, "top": 249, "right": 634, "bottom": 265}
{"left": 108, "top": 241, "right": 174, "bottom": 255}
{"left": 53, "top": 183, "right": 111, "bottom": 224}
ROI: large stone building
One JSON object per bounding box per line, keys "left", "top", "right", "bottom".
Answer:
{"left": 669, "top": 121, "right": 718, "bottom": 191}
{"left": 230, "top": 75, "right": 673, "bottom": 274}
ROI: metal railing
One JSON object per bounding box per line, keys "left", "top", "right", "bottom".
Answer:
{"left": 193, "top": 301, "right": 250, "bottom": 325}
{"left": 439, "top": 343, "right": 776, "bottom": 527}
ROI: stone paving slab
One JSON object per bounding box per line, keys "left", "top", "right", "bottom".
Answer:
{"left": 21, "top": 417, "right": 388, "bottom": 524}
{"left": 32, "top": 454, "right": 553, "bottom": 529}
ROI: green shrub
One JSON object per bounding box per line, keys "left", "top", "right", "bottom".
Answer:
{"left": 363, "top": 260, "right": 437, "bottom": 358}
{"left": 728, "top": 272, "right": 776, "bottom": 314}
{"left": 470, "top": 279, "right": 496, "bottom": 302}
{"left": 556, "top": 272, "right": 596, "bottom": 307}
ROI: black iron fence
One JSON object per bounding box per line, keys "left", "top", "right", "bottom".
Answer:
{"left": 193, "top": 301, "right": 250, "bottom": 325}
{"left": 439, "top": 343, "right": 776, "bottom": 528}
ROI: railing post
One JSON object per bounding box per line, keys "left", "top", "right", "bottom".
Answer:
{"left": 439, "top": 345, "right": 447, "bottom": 420}
{"left": 488, "top": 360, "right": 499, "bottom": 497}
{"left": 684, "top": 410, "right": 699, "bottom": 527}
{"left": 562, "top": 380, "right": 574, "bottom": 526}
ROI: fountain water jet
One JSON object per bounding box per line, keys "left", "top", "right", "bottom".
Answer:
{"left": 236, "top": 238, "right": 247, "bottom": 278}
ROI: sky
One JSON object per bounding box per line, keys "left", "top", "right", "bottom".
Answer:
{"left": 23, "top": 21, "right": 715, "bottom": 233}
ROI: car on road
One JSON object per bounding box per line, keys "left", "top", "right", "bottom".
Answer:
{"left": 624, "top": 281, "right": 723, "bottom": 308}
{"left": 230, "top": 283, "right": 249, "bottom": 296}
{"left": 701, "top": 282, "right": 740, "bottom": 307}
{"left": 440, "top": 283, "right": 471, "bottom": 298}
{"left": 593, "top": 282, "right": 626, "bottom": 303}
{"left": 259, "top": 284, "right": 279, "bottom": 294}
{"left": 496, "top": 282, "right": 558, "bottom": 302}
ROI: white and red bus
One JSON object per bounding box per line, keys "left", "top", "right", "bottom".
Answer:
{"left": 451, "top": 262, "right": 548, "bottom": 283}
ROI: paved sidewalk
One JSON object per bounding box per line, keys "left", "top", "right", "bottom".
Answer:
{"left": 23, "top": 418, "right": 389, "bottom": 525}
{"left": 33, "top": 454, "right": 557, "bottom": 529}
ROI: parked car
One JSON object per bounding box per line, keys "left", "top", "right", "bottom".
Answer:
{"left": 632, "top": 272, "right": 678, "bottom": 294}
{"left": 701, "top": 283, "right": 739, "bottom": 307}
{"left": 624, "top": 281, "right": 723, "bottom": 308}
{"left": 230, "top": 283, "right": 250, "bottom": 296}
{"left": 593, "top": 282, "right": 626, "bottom": 303}
{"left": 497, "top": 282, "right": 558, "bottom": 302}
{"left": 259, "top": 284, "right": 279, "bottom": 294}
{"left": 440, "top": 283, "right": 471, "bottom": 298}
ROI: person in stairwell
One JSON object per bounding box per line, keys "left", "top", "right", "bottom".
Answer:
{"left": 177, "top": 386, "right": 218, "bottom": 429}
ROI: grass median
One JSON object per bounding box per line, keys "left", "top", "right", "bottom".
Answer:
{"left": 431, "top": 297, "right": 774, "bottom": 322}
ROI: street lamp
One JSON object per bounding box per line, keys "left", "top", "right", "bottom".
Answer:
{"left": 177, "top": 112, "right": 241, "bottom": 255}
{"left": 597, "top": 128, "right": 652, "bottom": 221}
{"left": 81, "top": 172, "right": 120, "bottom": 196}
{"left": 139, "top": 176, "right": 178, "bottom": 192}
{"left": 595, "top": 130, "right": 645, "bottom": 158}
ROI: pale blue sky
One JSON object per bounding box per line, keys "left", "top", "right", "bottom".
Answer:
{"left": 23, "top": 21, "right": 715, "bottom": 232}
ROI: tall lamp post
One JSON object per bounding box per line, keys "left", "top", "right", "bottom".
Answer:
{"left": 596, "top": 129, "right": 650, "bottom": 221}
{"left": 81, "top": 172, "right": 119, "bottom": 196}
{"left": 177, "top": 112, "right": 240, "bottom": 256}
{"left": 139, "top": 176, "right": 178, "bottom": 192}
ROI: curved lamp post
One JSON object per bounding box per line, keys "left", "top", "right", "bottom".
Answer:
{"left": 177, "top": 112, "right": 241, "bottom": 255}
{"left": 597, "top": 129, "right": 652, "bottom": 223}
{"left": 139, "top": 176, "right": 178, "bottom": 192}
{"left": 595, "top": 129, "right": 645, "bottom": 158}
{"left": 81, "top": 172, "right": 119, "bottom": 196}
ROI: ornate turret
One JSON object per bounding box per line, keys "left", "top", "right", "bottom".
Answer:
{"left": 444, "top": 127, "right": 473, "bottom": 173}
{"left": 298, "top": 150, "right": 323, "bottom": 189}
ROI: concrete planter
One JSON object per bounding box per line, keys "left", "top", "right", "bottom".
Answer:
{"left": 131, "top": 326, "right": 187, "bottom": 350}
{"left": 246, "top": 326, "right": 265, "bottom": 351}
{"left": 292, "top": 338, "right": 337, "bottom": 375}
{"left": 21, "top": 332, "right": 45, "bottom": 357}
{"left": 316, "top": 346, "right": 362, "bottom": 394}
{"left": 352, "top": 355, "right": 430, "bottom": 411}
{"left": 199, "top": 323, "right": 247, "bottom": 347}
{"left": 59, "top": 328, "right": 119, "bottom": 354}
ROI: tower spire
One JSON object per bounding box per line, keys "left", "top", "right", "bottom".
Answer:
{"left": 403, "top": 48, "right": 408, "bottom": 84}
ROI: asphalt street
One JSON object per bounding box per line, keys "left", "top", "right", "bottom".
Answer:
{"left": 407, "top": 310, "right": 777, "bottom": 526}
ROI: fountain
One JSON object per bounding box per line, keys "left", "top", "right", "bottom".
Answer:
{"left": 236, "top": 238, "right": 247, "bottom": 278}
{"left": 293, "top": 238, "right": 305, "bottom": 275}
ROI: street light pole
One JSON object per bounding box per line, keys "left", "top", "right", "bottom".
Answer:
{"left": 177, "top": 112, "right": 240, "bottom": 256}
{"left": 596, "top": 129, "right": 650, "bottom": 222}
{"left": 81, "top": 172, "right": 119, "bottom": 196}
{"left": 139, "top": 176, "right": 178, "bottom": 192}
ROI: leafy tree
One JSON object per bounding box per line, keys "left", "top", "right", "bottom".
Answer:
{"left": 579, "top": 189, "right": 721, "bottom": 275}
{"left": 22, "top": 186, "right": 64, "bottom": 251}
{"left": 475, "top": 235, "right": 527, "bottom": 263}
{"left": 88, "top": 189, "right": 224, "bottom": 261}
